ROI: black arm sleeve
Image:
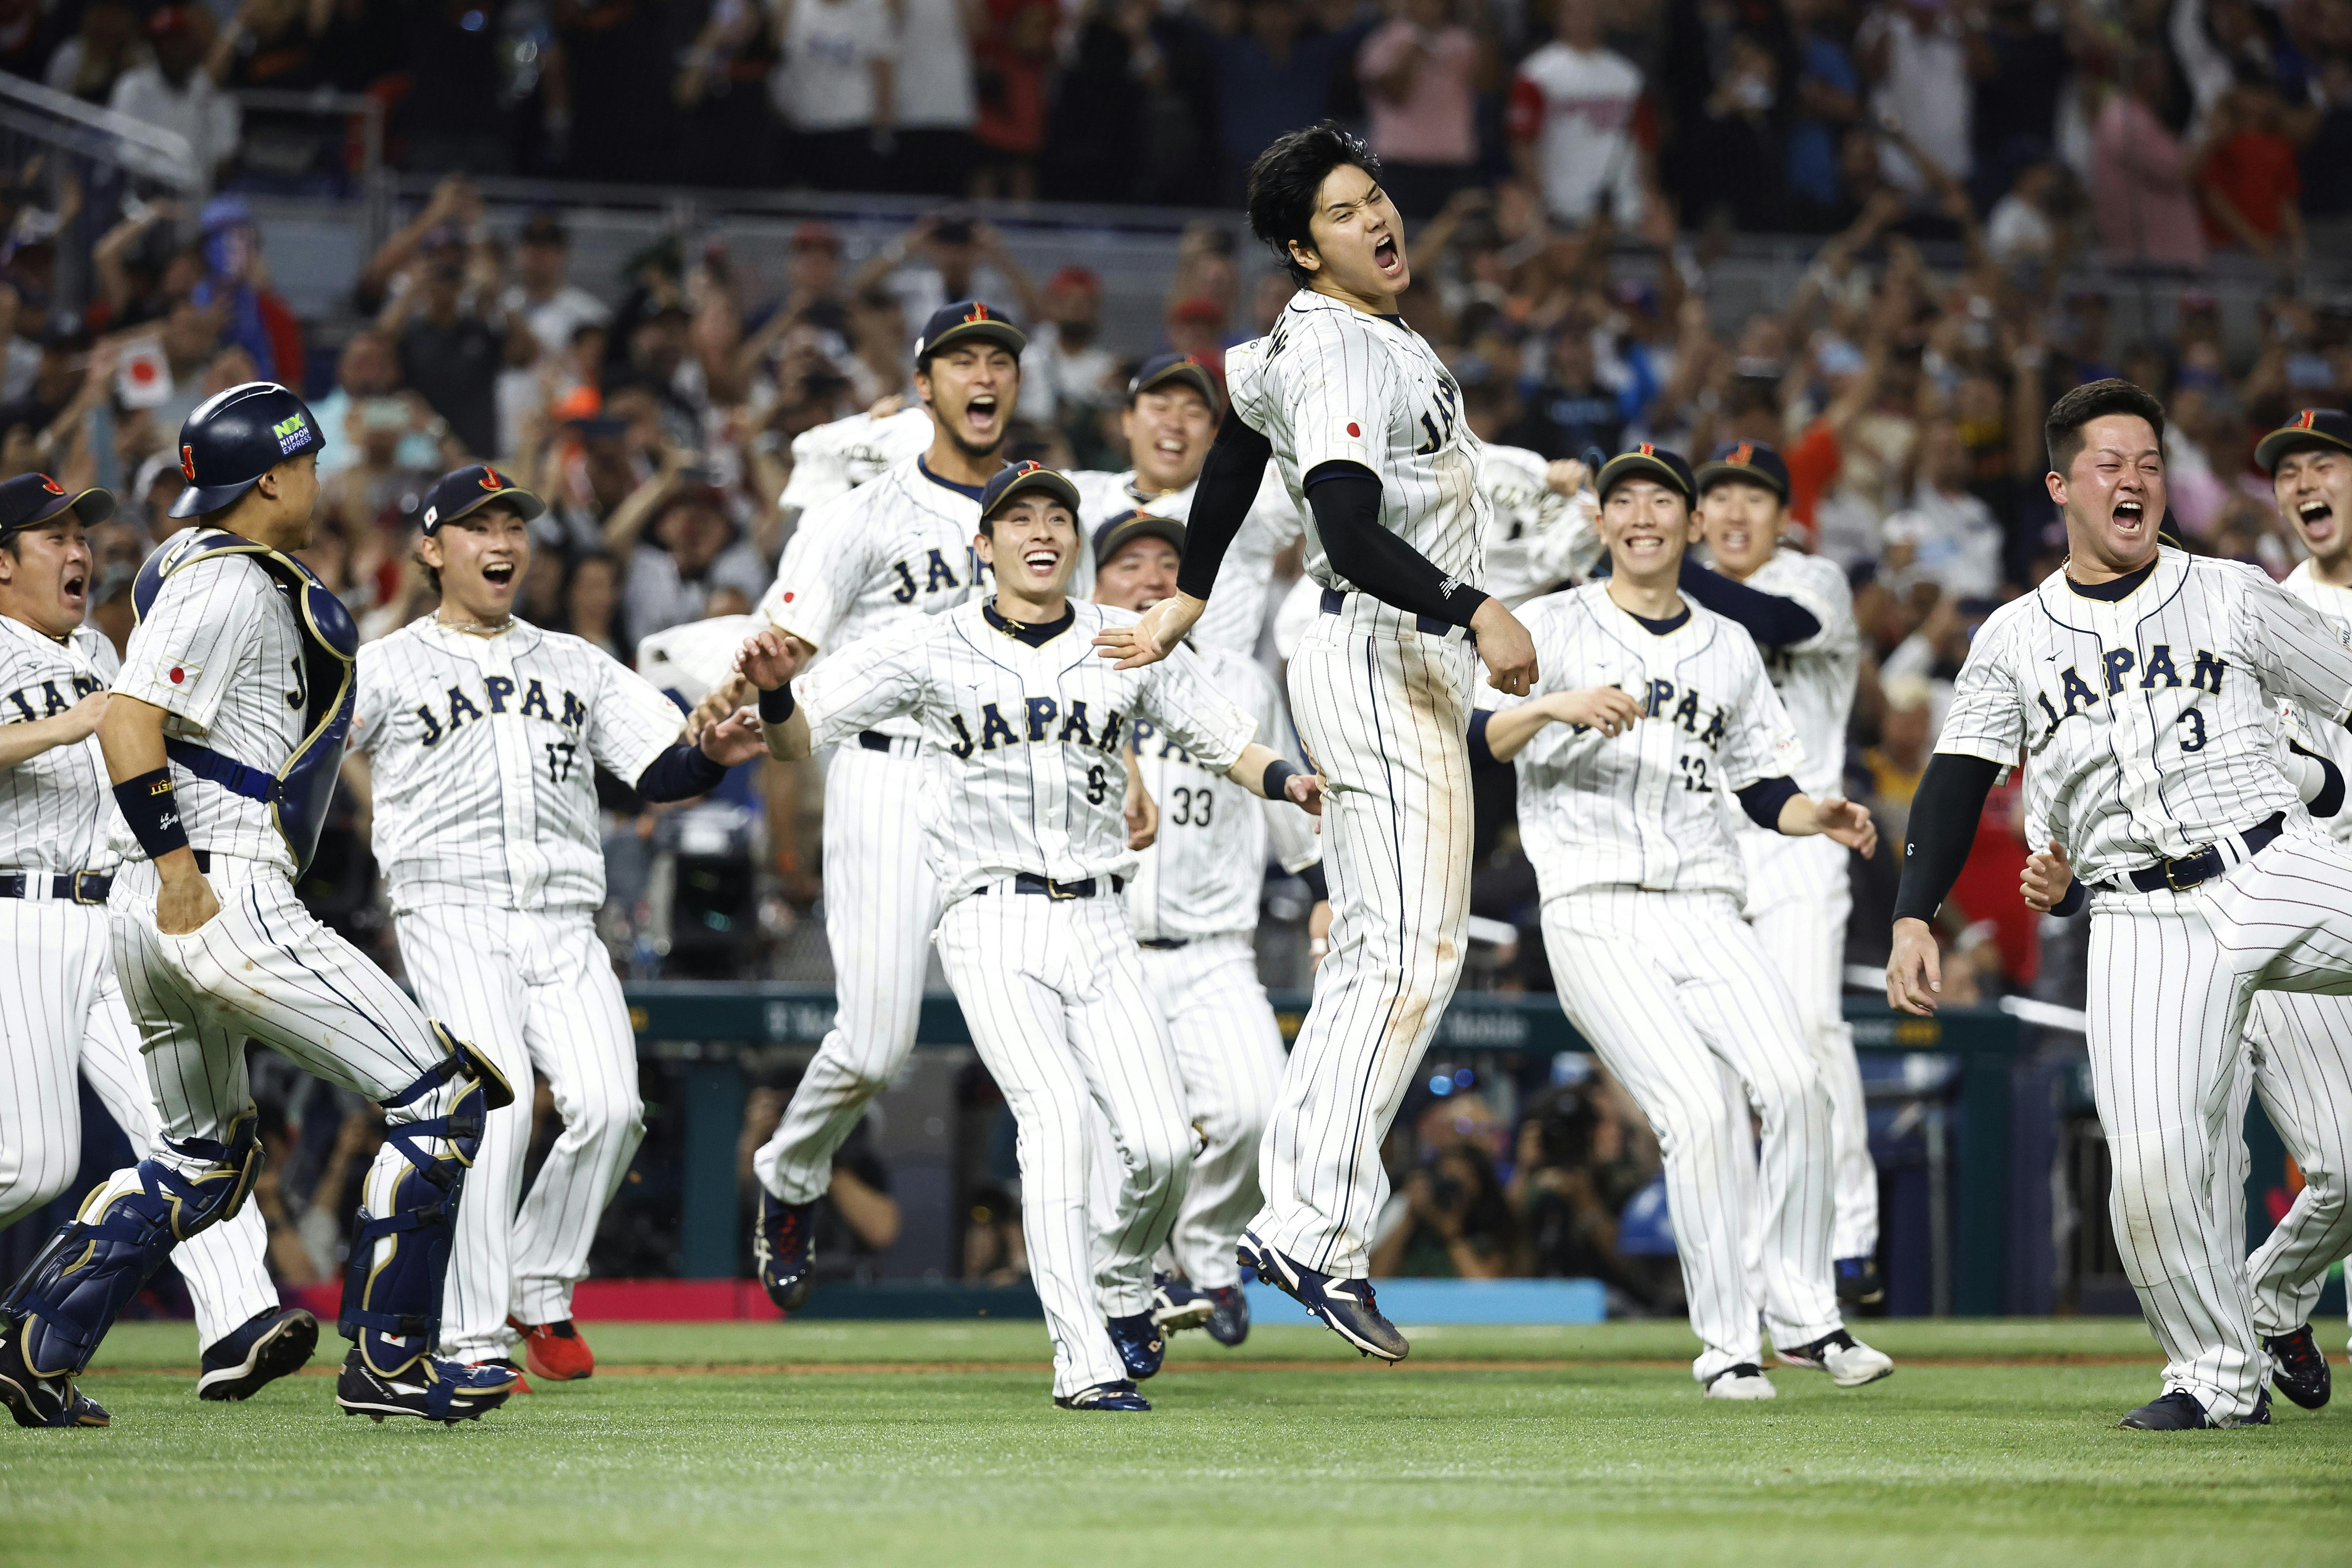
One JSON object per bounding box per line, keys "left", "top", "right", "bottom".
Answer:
{"left": 1890, "top": 753, "right": 2003, "bottom": 922}
{"left": 2050, "top": 878, "right": 2085, "bottom": 918}
{"left": 635, "top": 742, "right": 729, "bottom": 803}
{"left": 1298, "top": 862, "right": 1328, "bottom": 901}
{"left": 1172, "top": 405, "right": 1275, "bottom": 600}
{"left": 2292, "top": 738, "right": 2346, "bottom": 818}
{"left": 1735, "top": 775, "right": 1801, "bottom": 830}
{"left": 1676, "top": 558, "right": 1822, "bottom": 646}
{"left": 1304, "top": 461, "right": 1491, "bottom": 628}
{"left": 1467, "top": 708, "right": 1506, "bottom": 770}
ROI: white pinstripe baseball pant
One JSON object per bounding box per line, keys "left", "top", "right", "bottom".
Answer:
{"left": 1544, "top": 887, "right": 1840, "bottom": 1384}
{"left": 398, "top": 905, "right": 645, "bottom": 1359}
{"left": 103, "top": 855, "right": 473, "bottom": 1315}
{"left": 0, "top": 897, "right": 276, "bottom": 1347}
{"left": 935, "top": 891, "right": 1192, "bottom": 1399}
{"left": 2086, "top": 824, "right": 2352, "bottom": 1423}
{"left": 754, "top": 741, "right": 942, "bottom": 1206}
{"left": 1253, "top": 599, "right": 1478, "bottom": 1278}
{"left": 1737, "top": 828, "right": 1877, "bottom": 1260}
{"left": 2235, "top": 991, "right": 2352, "bottom": 1347}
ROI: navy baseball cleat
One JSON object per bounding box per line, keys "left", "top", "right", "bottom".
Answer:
{"left": 1151, "top": 1272, "right": 1213, "bottom": 1333}
{"left": 1204, "top": 1285, "right": 1250, "bottom": 1347}
{"left": 1054, "top": 1379, "right": 1151, "bottom": 1411}
{"left": 197, "top": 1306, "right": 318, "bottom": 1401}
{"left": 753, "top": 1189, "right": 816, "bottom": 1315}
{"left": 1237, "top": 1229, "right": 1407, "bottom": 1361}
{"left": 0, "top": 1320, "right": 107, "bottom": 1428}
{"left": 2120, "top": 1388, "right": 2270, "bottom": 1429}
{"left": 1834, "top": 1256, "right": 1884, "bottom": 1306}
{"left": 1106, "top": 1312, "right": 1165, "bottom": 1379}
{"left": 2265, "top": 1323, "right": 2332, "bottom": 1410}
{"left": 336, "top": 1348, "right": 518, "bottom": 1425}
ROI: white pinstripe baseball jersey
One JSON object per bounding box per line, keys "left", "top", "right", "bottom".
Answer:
{"left": 1072, "top": 465, "right": 1303, "bottom": 656}
{"left": 0, "top": 615, "right": 118, "bottom": 870}
{"left": 1226, "top": 290, "right": 1488, "bottom": 595}
{"left": 1479, "top": 443, "right": 1599, "bottom": 606}
{"left": 350, "top": 616, "right": 685, "bottom": 914}
{"left": 107, "top": 551, "right": 307, "bottom": 872}
{"left": 778, "top": 406, "right": 933, "bottom": 517}
{"left": 794, "top": 600, "right": 1257, "bottom": 903}
{"left": 758, "top": 452, "right": 988, "bottom": 741}
{"left": 1939, "top": 547, "right": 2352, "bottom": 885}
{"left": 2278, "top": 560, "right": 2352, "bottom": 846}
{"left": 1719, "top": 547, "right": 1858, "bottom": 799}
{"left": 1124, "top": 643, "right": 1320, "bottom": 942}
{"left": 1481, "top": 583, "right": 1801, "bottom": 902}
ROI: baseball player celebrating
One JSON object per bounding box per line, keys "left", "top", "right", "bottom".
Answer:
{"left": 1474, "top": 445, "right": 1892, "bottom": 1399}
{"left": 1891, "top": 379, "right": 2352, "bottom": 1430}
{"left": 0, "top": 471, "right": 313, "bottom": 1408}
{"left": 349, "top": 465, "right": 766, "bottom": 1385}
{"left": 1100, "top": 123, "right": 1538, "bottom": 1361}
{"left": 0, "top": 383, "right": 518, "bottom": 1429}
{"left": 739, "top": 462, "right": 1321, "bottom": 1410}
{"left": 732, "top": 301, "right": 1020, "bottom": 1314}
{"left": 1088, "top": 508, "right": 1327, "bottom": 1347}
{"left": 1683, "top": 442, "right": 1880, "bottom": 1304}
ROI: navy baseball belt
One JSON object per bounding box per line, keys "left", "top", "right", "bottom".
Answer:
{"left": 1138, "top": 936, "right": 1188, "bottom": 949}
{"left": 978, "top": 872, "right": 1125, "bottom": 899}
{"left": 1319, "top": 587, "right": 1476, "bottom": 645}
{"left": 0, "top": 870, "right": 111, "bottom": 904}
{"left": 2104, "top": 812, "right": 2285, "bottom": 895}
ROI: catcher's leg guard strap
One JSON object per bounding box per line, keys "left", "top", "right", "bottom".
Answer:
{"left": 1, "top": 1114, "right": 263, "bottom": 1378}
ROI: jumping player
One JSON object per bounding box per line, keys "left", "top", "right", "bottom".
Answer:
{"left": 1099, "top": 123, "right": 1538, "bottom": 1361}
{"left": 349, "top": 465, "right": 766, "bottom": 1384}
{"left": 1891, "top": 379, "right": 2352, "bottom": 1430}
{"left": 1475, "top": 445, "right": 1891, "bottom": 1398}
{"left": 0, "top": 471, "right": 312, "bottom": 1407}
{"left": 1685, "top": 442, "right": 1880, "bottom": 1303}
{"left": 740, "top": 462, "right": 1321, "bottom": 1409}
{"left": 1088, "top": 509, "right": 1327, "bottom": 1347}
{"left": 0, "top": 383, "right": 518, "bottom": 1428}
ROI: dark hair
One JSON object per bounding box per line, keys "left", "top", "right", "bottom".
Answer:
{"left": 2045, "top": 377, "right": 2167, "bottom": 477}
{"left": 1247, "top": 122, "right": 1384, "bottom": 287}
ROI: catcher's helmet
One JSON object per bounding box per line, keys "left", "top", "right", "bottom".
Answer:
{"left": 169, "top": 380, "right": 325, "bottom": 519}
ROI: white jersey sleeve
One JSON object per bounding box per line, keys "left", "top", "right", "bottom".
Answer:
{"left": 0, "top": 619, "right": 116, "bottom": 871}
{"left": 779, "top": 406, "right": 934, "bottom": 515}
{"left": 761, "top": 487, "right": 882, "bottom": 653}
{"left": 113, "top": 553, "right": 263, "bottom": 731}
{"left": 1715, "top": 637, "right": 1806, "bottom": 793}
{"left": 2239, "top": 566, "right": 2352, "bottom": 724}
{"left": 587, "top": 658, "right": 688, "bottom": 784}
{"left": 1933, "top": 610, "right": 2027, "bottom": 767}
{"left": 794, "top": 633, "right": 928, "bottom": 750}
{"left": 1135, "top": 644, "right": 1256, "bottom": 772}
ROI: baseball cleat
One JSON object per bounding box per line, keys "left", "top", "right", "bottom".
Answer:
{"left": 1151, "top": 1272, "right": 1214, "bottom": 1333}
{"left": 1054, "top": 1379, "right": 1151, "bottom": 1411}
{"left": 509, "top": 1316, "right": 594, "bottom": 1381}
{"left": 197, "top": 1306, "right": 318, "bottom": 1401}
{"left": 1703, "top": 1363, "right": 1777, "bottom": 1400}
{"left": 1775, "top": 1328, "right": 1894, "bottom": 1387}
{"left": 0, "top": 1321, "right": 107, "bottom": 1428}
{"left": 1834, "top": 1256, "right": 1884, "bottom": 1307}
{"left": 2264, "top": 1323, "right": 2332, "bottom": 1410}
{"left": 335, "top": 1348, "right": 518, "bottom": 1425}
{"left": 478, "top": 1357, "right": 530, "bottom": 1395}
{"left": 2118, "top": 1388, "right": 2271, "bottom": 1429}
{"left": 753, "top": 1189, "right": 816, "bottom": 1315}
{"left": 1203, "top": 1284, "right": 1250, "bottom": 1347}
{"left": 1236, "top": 1229, "right": 1407, "bottom": 1361}
{"left": 1106, "top": 1311, "right": 1165, "bottom": 1380}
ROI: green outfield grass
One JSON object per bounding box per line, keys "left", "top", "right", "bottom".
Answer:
{"left": 4, "top": 1318, "right": 2345, "bottom": 1568}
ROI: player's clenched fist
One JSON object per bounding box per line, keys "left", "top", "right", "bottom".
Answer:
{"left": 736, "top": 627, "right": 810, "bottom": 690}
{"left": 2020, "top": 839, "right": 2073, "bottom": 913}
{"left": 1470, "top": 598, "right": 1539, "bottom": 695}
{"left": 1885, "top": 916, "right": 1942, "bottom": 1015}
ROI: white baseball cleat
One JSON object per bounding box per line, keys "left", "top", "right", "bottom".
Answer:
{"left": 1702, "top": 1363, "right": 1777, "bottom": 1400}
{"left": 1776, "top": 1328, "right": 1895, "bottom": 1387}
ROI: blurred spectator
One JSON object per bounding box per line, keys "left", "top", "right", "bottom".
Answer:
{"left": 1862, "top": 670, "right": 1935, "bottom": 846}
{"left": 971, "top": 0, "right": 1059, "bottom": 199}
{"left": 2303, "top": 54, "right": 2352, "bottom": 254}
{"left": 854, "top": 212, "right": 1042, "bottom": 337}
{"left": 1857, "top": 0, "right": 1971, "bottom": 196}
{"left": 44, "top": 0, "right": 145, "bottom": 107}
{"left": 1356, "top": 0, "right": 1490, "bottom": 220}
{"left": 1509, "top": 329, "right": 1624, "bottom": 459}
{"left": 504, "top": 212, "right": 612, "bottom": 361}
{"left": 1508, "top": 0, "right": 1649, "bottom": 230}
{"left": 673, "top": 0, "right": 785, "bottom": 183}
{"left": 1510, "top": 1081, "right": 1665, "bottom": 1305}
{"left": 1371, "top": 1137, "right": 1520, "bottom": 1278}
{"left": 563, "top": 551, "right": 626, "bottom": 659}
{"left": 189, "top": 196, "right": 303, "bottom": 385}
{"left": 108, "top": 7, "right": 240, "bottom": 187}
{"left": 1984, "top": 159, "right": 2063, "bottom": 267}
{"left": 891, "top": 0, "right": 978, "bottom": 196}
{"left": 1786, "top": 0, "right": 1862, "bottom": 227}
{"left": 1020, "top": 267, "right": 1114, "bottom": 426}
{"left": 1165, "top": 295, "right": 1228, "bottom": 363}
{"left": 384, "top": 247, "right": 505, "bottom": 459}
{"left": 2092, "top": 53, "right": 2208, "bottom": 268}
{"left": 772, "top": 0, "right": 898, "bottom": 193}
{"left": 1216, "top": 0, "right": 1344, "bottom": 202}
{"left": 607, "top": 470, "right": 768, "bottom": 643}
{"left": 1880, "top": 419, "right": 2002, "bottom": 600}
{"left": 2195, "top": 73, "right": 2305, "bottom": 265}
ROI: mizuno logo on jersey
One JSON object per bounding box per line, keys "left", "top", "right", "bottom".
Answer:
{"left": 1, "top": 674, "right": 101, "bottom": 724}
{"left": 889, "top": 548, "right": 969, "bottom": 605}
{"left": 2032, "top": 643, "right": 2226, "bottom": 741}
{"left": 413, "top": 677, "right": 586, "bottom": 748}
{"left": 944, "top": 697, "right": 1125, "bottom": 759}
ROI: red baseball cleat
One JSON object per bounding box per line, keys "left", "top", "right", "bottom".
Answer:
{"left": 507, "top": 1317, "right": 595, "bottom": 1381}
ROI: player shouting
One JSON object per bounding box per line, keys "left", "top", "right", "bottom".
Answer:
{"left": 349, "top": 466, "right": 766, "bottom": 1385}
{"left": 1098, "top": 123, "right": 1537, "bottom": 1361}
{"left": 1474, "top": 445, "right": 1892, "bottom": 1399}
{"left": 738, "top": 463, "right": 1321, "bottom": 1411}
{"left": 1891, "top": 380, "right": 2352, "bottom": 1430}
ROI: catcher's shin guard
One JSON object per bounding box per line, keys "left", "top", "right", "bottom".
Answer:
{"left": 0, "top": 1112, "right": 263, "bottom": 1379}
{"left": 339, "top": 1025, "right": 513, "bottom": 1378}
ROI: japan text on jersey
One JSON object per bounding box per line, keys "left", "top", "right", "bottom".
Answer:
{"left": 0, "top": 620, "right": 119, "bottom": 871}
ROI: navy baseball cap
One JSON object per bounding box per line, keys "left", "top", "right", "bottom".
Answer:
{"left": 1093, "top": 509, "right": 1185, "bottom": 567}
{"left": 1695, "top": 440, "right": 1791, "bottom": 501}
{"left": 2255, "top": 408, "right": 2352, "bottom": 474}
{"left": 170, "top": 381, "right": 324, "bottom": 517}
{"left": 1127, "top": 352, "right": 1220, "bottom": 408}
{"left": 417, "top": 464, "right": 545, "bottom": 534}
{"left": 914, "top": 300, "right": 1025, "bottom": 368}
{"left": 979, "top": 459, "right": 1082, "bottom": 523}
{"left": 1596, "top": 443, "right": 1696, "bottom": 505}
{"left": 0, "top": 472, "right": 112, "bottom": 540}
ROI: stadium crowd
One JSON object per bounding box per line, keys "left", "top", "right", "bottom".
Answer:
{"left": 0, "top": 0, "right": 2338, "bottom": 1300}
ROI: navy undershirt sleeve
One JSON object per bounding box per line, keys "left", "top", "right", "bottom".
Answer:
{"left": 1891, "top": 754, "right": 2002, "bottom": 922}
{"left": 1172, "top": 405, "right": 1275, "bottom": 601}
{"left": 1677, "top": 559, "right": 1822, "bottom": 646}
{"left": 636, "top": 742, "right": 728, "bottom": 802}
{"left": 1735, "top": 775, "right": 1800, "bottom": 829}
{"left": 1305, "top": 462, "right": 1489, "bottom": 627}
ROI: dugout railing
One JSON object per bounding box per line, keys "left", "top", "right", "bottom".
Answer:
{"left": 624, "top": 985, "right": 2026, "bottom": 1317}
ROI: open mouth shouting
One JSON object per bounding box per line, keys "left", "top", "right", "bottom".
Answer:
{"left": 481, "top": 559, "right": 517, "bottom": 591}
{"left": 2299, "top": 497, "right": 2339, "bottom": 546}
{"left": 1013, "top": 541, "right": 1063, "bottom": 587}
{"left": 2111, "top": 498, "right": 2148, "bottom": 540}
{"left": 962, "top": 392, "right": 1004, "bottom": 445}
{"left": 59, "top": 566, "right": 86, "bottom": 610}
{"left": 1371, "top": 234, "right": 1403, "bottom": 283}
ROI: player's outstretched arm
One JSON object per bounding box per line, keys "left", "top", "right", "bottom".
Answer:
{"left": 1771, "top": 791, "right": 1879, "bottom": 858}
{"left": 1100, "top": 406, "right": 1275, "bottom": 670}
{"left": 1883, "top": 753, "right": 2002, "bottom": 1014}
{"left": 97, "top": 693, "right": 218, "bottom": 936}
{"left": 0, "top": 690, "right": 105, "bottom": 769}
{"left": 1477, "top": 686, "right": 1642, "bottom": 763}
{"left": 1227, "top": 741, "right": 1325, "bottom": 815}
{"left": 1095, "top": 592, "right": 1206, "bottom": 671}
{"left": 737, "top": 628, "right": 814, "bottom": 760}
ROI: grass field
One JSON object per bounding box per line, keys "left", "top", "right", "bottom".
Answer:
{"left": 4, "top": 1316, "right": 2345, "bottom": 1568}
